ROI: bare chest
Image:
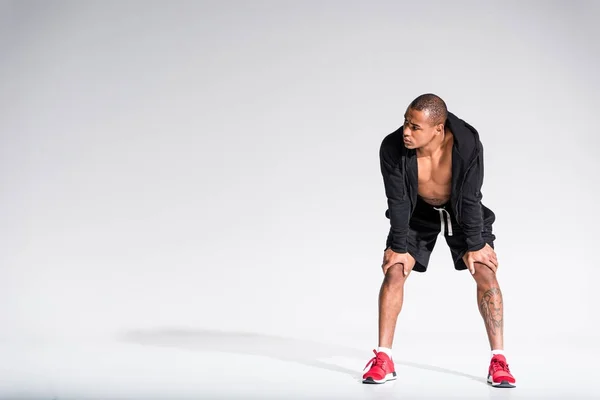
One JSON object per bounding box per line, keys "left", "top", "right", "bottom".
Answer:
{"left": 417, "top": 153, "right": 452, "bottom": 206}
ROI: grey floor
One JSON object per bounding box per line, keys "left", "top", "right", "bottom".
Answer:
{"left": 0, "top": 329, "right": 596, "bottom": 399}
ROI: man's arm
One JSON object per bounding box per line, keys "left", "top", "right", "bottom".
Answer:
{"left": 460, "top": 144, "right": 486, "bottom": 252}
{"left": 380, "top": 136, "right": 411, "bottom": 253}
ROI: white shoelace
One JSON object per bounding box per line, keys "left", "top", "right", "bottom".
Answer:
{"left": 433, "top": 207, "right": 453, "bottom": 236}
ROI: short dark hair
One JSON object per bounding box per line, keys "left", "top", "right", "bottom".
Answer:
{"left": 408, "top": 93, "right": 448, "bottom": 126}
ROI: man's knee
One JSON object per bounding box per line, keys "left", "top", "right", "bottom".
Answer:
{"left": 473, "top": 262, "right": 498, "bottom": 288}
{"left": 384, "top": 263, "right": 409, "bottom": 286}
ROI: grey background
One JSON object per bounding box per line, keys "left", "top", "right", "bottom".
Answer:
{"left": 0, "top": 0, "right": 599, "bottom": 397}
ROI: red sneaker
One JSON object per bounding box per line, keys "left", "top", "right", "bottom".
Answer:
{"left": 362, "top": 349, "right": 396, "bottom": 384}
{"left": 487, "top": 354, "right": 516, "bottom": 388}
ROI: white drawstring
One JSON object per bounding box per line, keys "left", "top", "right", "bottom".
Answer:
{"left": 433, "top": 207, "right": 453, "bottom": 236}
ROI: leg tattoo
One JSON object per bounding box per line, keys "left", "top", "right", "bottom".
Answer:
{"left": 479, "top": 287, "right": 503, "bottom": 336}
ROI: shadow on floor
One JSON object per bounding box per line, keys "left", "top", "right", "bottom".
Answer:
{"left": 117, "top": 328, "right": 488, "bottom": 386}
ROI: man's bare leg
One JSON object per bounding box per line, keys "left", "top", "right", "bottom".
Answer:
{"left": 470, "top": 261, "right": 517, "bottom": 387}
{"left": 362, "top": 258, "right": 416, "bottom": 384}
{"left": 378, "top": 255, "right": 416, "bottom": 348}
{"left": 472, "top": 262, "right": 503, "bottom": 350}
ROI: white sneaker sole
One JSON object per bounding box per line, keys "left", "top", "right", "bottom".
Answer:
{"left": 362, "top": 372, "right": 397, "bottom": 384}
{"left": 487, "top": 374, "right": 516, "bottom": 388}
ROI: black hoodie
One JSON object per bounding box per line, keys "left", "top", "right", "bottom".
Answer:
{"left": 380, "top": 111, "right": 491, "bottom": 254}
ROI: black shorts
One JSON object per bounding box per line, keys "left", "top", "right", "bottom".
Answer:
{"left": 387, "top": 196, "right": 496, "bottom": 272}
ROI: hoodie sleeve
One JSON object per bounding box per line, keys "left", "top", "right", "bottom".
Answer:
{"left": 380, "top": 135, "right": 411, "bottom": 253}
{"left": 460, "top": 145, "right": 486, "bottom": 252}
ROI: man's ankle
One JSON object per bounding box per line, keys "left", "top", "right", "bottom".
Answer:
{"left": 491, "top": 349, "right": 505, "bottom": 357}
{"left": 378, "top": 347, "right": 393, "bottom": 358}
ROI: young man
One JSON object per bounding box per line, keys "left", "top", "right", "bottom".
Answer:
{"left": 362, "top": 94, "right": 516, "bottom": 388}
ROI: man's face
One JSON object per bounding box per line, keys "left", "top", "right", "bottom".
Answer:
{"left": 402, "top": 107, "right": 443, "bottom": 149}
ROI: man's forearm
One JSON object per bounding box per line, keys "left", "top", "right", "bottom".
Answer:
{"left": 386, "top": 199, "right": 411, "bottom": 253}
{"left": 461, "top": 150, "right": 486, "bottom": 252}
{"left": 379, "top": 135, "right": 410, "bottom": 253}
{"left": 461, "top": 197, "right": 486, "bottom": 251}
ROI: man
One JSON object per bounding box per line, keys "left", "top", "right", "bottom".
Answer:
{"left": 362, "top": 94, "right": 516, "bottom": 388}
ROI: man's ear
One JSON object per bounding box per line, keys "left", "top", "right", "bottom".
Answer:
{"left": 436, "top": 123, "right": 445, "bottom": 135}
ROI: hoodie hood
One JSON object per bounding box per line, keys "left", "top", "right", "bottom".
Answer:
{"left": 445, "top": 111, "right": 481, "bottom": 163}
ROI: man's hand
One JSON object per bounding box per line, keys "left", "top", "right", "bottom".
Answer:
{"left": 462, "top": 243, "right": 498, "bottom": 275}
{"left": 382, "top": 247, "right": 414, "bottom": 276}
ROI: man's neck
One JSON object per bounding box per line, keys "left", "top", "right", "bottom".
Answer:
{"left": 417, "top": 131, "right": 451, "bottom": 158}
